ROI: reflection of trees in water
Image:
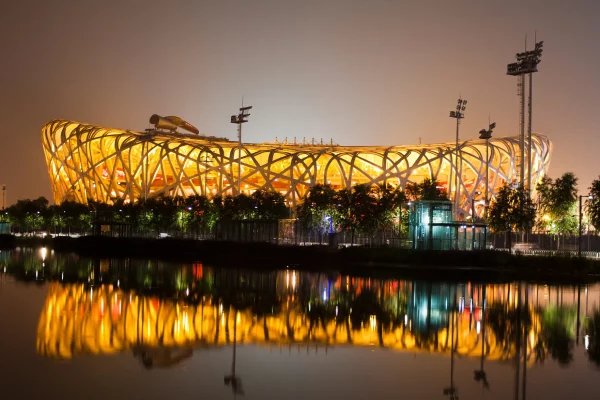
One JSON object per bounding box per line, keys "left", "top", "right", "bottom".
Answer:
{"left": 487, "top": 306, "right": 532, "bottom": 360}
{"left": 8, "top": 248, "right": 600, "bottom": 368}
{"left": 538, "top": 306, "right": 576, "bottom": 366}
{"left": 349, "top": 290, "right": 391, "bottom": 346}
{"left": 585, "top": 309, "right": 600, "bottom": 367}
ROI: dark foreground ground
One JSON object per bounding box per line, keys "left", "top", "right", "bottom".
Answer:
{"left": 1, "top": 234, "right": 599, "bottom": 283}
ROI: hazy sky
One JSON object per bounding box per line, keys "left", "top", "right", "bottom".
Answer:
{"left": 2, "top": 0, "right": 600, "bottom": 205}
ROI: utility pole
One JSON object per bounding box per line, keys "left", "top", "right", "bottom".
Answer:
{"left": 231, "top": 104, "right": 252, "bottom": 195}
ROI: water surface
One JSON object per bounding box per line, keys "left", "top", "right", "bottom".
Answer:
{"left": 1, "top": 248, "right": 600, "bottom": 399}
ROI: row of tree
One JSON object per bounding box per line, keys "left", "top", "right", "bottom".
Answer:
{"left": 0, "top": 179, "right": 446, "bottom": 237}
{"left": 0, "top": 191, "right": 288, "bottom": 234}
{"left": 487, "top": 172, "right": 600, "bottom": 248}
{"left": 2, "top": 173, "right": 600, "bottom": 240}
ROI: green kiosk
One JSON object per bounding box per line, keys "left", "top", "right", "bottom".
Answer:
{"left": 408, "top": 200, "right": 488, "bottom": 250}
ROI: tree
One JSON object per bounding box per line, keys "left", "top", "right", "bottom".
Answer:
{"left": 335, "top": 184, "right": 382, "bottom": 245}
{"left": 5, "top": 197, "right": 49, "bottom": 233}
{"left": 377, "top": 183, "right": 408, "bottom": 236}
{"left": 536, "top": 173, "right": 578, "bottom": 248}
{"left": 587, "top": 178, "right": 600, "bottom": 232}
{"left": 488, "top": 184, "right": 536, "bottom": 251}
{"left": 405, "top": 178, "right": 448, "bottom": 201}
{"left": 296, "top": 184, "right": 338, "bottom": 238}
{"left": 49, "top": 201, "right": 91, "bottom": 234}
{"left": 184, "top": 195, "right": 218, "bottom": 231}
{"left": 250, "top": 190, "right": 288, "bottom": 220}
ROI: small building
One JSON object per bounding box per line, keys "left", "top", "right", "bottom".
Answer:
{"left": 408, "top": 200, "right": 488, "bottom": 250}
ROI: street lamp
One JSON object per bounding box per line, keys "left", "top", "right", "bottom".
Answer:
{"left": 1, "top": 184, "right": 5, "bottom": 210}
{"left": 231, "top": 104, "right": 252, "bottom": 195}
{"left": 479, "top": 121, "right": 496, "bottom": 218}
{"left": 579, "top": 194, "right": 593, "bottom": 257}
{"left": 450, "top": 98, "right": 467, "bottom": 218}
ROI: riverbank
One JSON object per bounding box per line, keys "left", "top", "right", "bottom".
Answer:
{"left": 2, "top": 234, "right": 599, "bottom": 283}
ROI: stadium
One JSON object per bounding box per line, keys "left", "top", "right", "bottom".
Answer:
{"left": 41, "top": 118, "right": 552, "bottom": 216}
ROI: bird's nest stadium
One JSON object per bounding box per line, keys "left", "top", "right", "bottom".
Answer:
{"left": 41, "top": 119, "right": 552, "bottom": 216}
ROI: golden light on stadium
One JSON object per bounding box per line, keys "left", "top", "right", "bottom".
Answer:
{"left": 41, "top": 119, "right": 552, "bottom": 215}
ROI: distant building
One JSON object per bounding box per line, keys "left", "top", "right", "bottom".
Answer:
{"left": 41, "top": 119, "right": 552, "bottom": 217}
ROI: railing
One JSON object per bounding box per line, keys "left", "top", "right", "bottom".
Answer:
{"left": 494, "top": 248, "right": 600, "bottom": 259}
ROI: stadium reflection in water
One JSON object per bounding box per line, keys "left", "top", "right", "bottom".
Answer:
{"left": 2, "top": 247, "right": 600, "bottom": 398}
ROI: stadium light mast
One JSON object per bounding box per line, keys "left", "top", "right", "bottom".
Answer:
{"left": 231, "top": 104, "right": 252, "bottom": 195}
{"left": 479, "top": 121, "right": 496, "bottom": 217}
{"left": 507, "top": 39, "right": 543, "bottom": 194}
{"left": 449, "top": 98, "right": 467, "bottom": 218}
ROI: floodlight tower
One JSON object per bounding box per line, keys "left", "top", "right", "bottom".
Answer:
{"left": 230, "top": 105, "right": 252, "bottom": 195}
{"left": 449, "top": 98, "right": 467, "bottom": 217}
{"left": 507, "top": 40, "right": 543, "bottom": 194}
{"left": 478, "top": 121, "right": 496, "bottom": 216}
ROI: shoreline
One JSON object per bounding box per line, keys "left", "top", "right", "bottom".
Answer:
{"left": 2, "top": 234, "right": 599, "bottom": 283}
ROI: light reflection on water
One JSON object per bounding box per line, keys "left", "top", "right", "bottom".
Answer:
{"left": 1, "top": 247, "right": 600, "bottom": 399}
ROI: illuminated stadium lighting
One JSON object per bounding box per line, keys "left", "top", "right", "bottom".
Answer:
{"left": 41, "top": 120, "right": 553, "bottom": 215}
{"left": 507, "top": 39, "right": 544, "bottom": 194}
{"left": 449, "top": 98, "right": 467, "bottom": 217}
{"left": 478, "top": 120, "right": 496, "bottom": 216}
{"left": 231, "top": 105, "right": 252, "bottom": 195}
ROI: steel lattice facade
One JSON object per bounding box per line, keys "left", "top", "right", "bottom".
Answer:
{"left": 42, "top": 120, "right": 552, "bottom": 214}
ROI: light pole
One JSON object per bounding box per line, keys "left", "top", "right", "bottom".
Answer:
{"left": 479, "top": 121, "right": 496, "bottom": 218}
{"left": 450, "top": 98, "right": 467, "bottom": 219}
{"left": 231, "top": 105, "right": 252, "bottom": 195}
{"left": 507, "top": 40, "right": 543, "bottom": 194}
{"left": 579, "top": 194, "right": 593, "bottom": 257}
{"left": 1, "top": 184, "right": 5, "bottom": 210}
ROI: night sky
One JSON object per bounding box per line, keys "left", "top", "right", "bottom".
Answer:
{"left": 2, "top": 0, "right": 599, "bottom": 204}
